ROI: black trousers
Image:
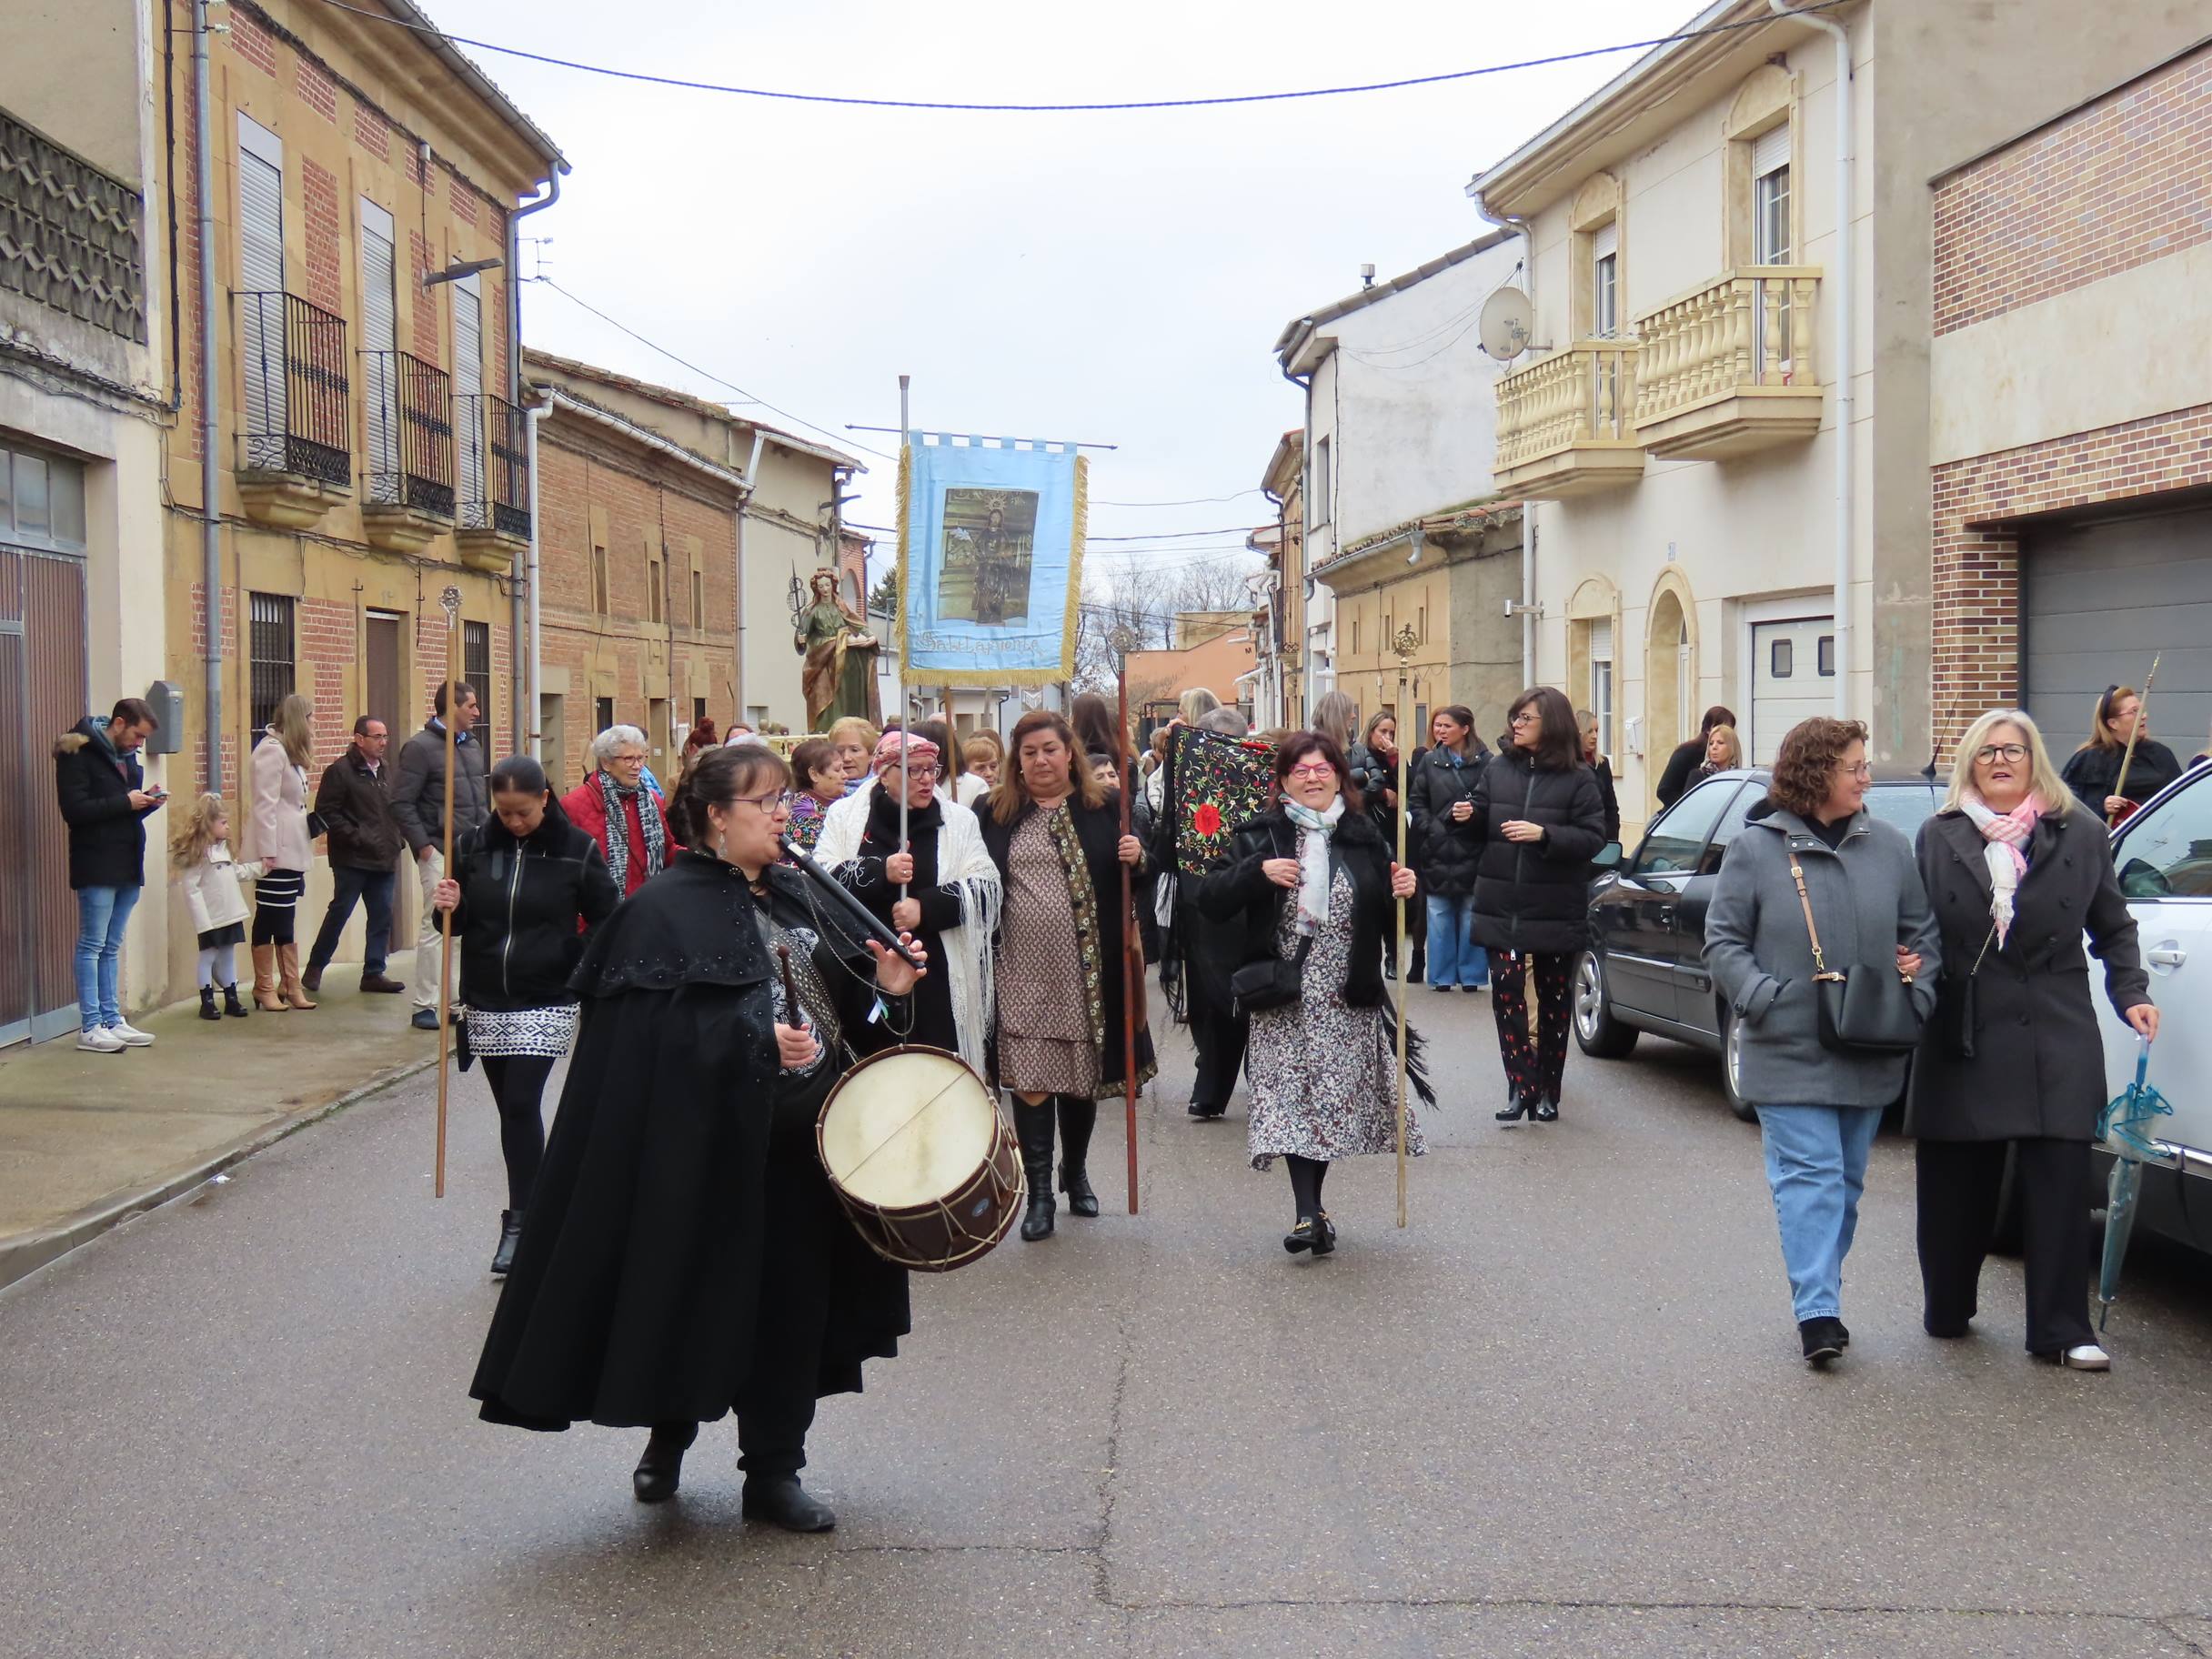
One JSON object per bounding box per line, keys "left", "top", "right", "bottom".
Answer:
{"left": 1188, "top": 996, "right": 1249, "bottom": 1112}
{"left": 1915, "top": 1136, "right": 2094, "bottom": 1354}
{"left": 480, "top": 1055, "right": 556, "bottom": 1212}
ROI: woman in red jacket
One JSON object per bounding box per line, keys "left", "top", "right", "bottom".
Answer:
{"left": 560, "top": 725, "right": 679, "bottom": 900}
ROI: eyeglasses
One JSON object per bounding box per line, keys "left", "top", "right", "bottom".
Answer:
{"left": 1509, "top": 710, "right": 1540, "bottom": 726}
{"left": 1287, "top": 762, "right": 1338, "bottom": 779}
{"left": 893, "top": 763, "right": 940, "bottom": 781}
{"left": 1974, "top": 743, "right": 2027, "bottom": 764}
{"left": 735, "top": 789, "right": 794, "bottom": 814}
{"left": 1836, "top": 760, "right": 1873, "bottom": 779}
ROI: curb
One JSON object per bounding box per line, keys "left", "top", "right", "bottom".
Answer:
{"left": 0, "top": 1053, "right": 436, "bottom": 1295}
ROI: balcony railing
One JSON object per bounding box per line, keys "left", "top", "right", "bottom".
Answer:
{"left": 1491, "top": 340, "right": 1644, "bottom": 498}
{"left": 1633, "top": 266, "right": 1821, "bottom": 458}
{"left": 455, "top": 392, "right": 530, "bottom": 539}
{"left": 236, "top": 292, "right": 349, "bottom": 488}
{"left": 361, "top": 348, "right": 455, "bottom": 518}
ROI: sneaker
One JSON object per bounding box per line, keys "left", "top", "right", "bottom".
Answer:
{"left": 2056, "top": 1343, "right": 2111, "bottom": 1371}
{"left": 410, "top": 1008, "right": 440, "bottom": 1031}
{"left": 77, "top": 1026, "right": 124, "bottom": 1052}
{"left": 108, "top": 1021, "right": 156, "bottom": 1048}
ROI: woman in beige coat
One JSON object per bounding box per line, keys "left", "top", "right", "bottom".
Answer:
{"left": 248, "top": 693, "right": 318, "bottom": 1010}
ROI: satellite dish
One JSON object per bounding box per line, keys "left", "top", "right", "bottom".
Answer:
{"left": 1479, "top": 287, "right": 1534, "bottom": 361}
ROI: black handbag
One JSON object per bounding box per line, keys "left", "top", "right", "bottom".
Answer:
{"left": 1938, "top": 921, "right": 1998, "bottom": 1062}
{"left": 1229, "top": 935, "right": 1312, "bottom": 1019}
{"left": 1786, "top": 850, "right": 1925, "bottom": 1055}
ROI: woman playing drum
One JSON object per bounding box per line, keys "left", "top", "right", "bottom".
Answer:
{"left": 468, "top": 744, "right": 927, "bottom": 1530}
{"left": 979, "top": 709, "right": 1155, "bottom": 1242}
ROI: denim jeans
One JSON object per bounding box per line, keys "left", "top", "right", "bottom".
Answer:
{"left": 307, "top": 865, "right": 397, "bottom": 977}
{"left": 1423, "top": 892, "right": 1488, "bottom": 988}
{"left": 74, "top": 883, "right": 141, "bottom": 1031}
{"left": 1756, "top": 1102, "right": 1884, "bottom": 1322}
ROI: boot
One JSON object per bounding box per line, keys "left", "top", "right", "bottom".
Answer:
{"left": 278, "top": 943, "right": 317, "bottom": 1010}
{"left": 742, "top": 1475, "right": 837, "bottom": 1533}
{"left": 632, "top": 1422, "right": 697, "bottom": 1503}
{"left": 198, "top": 986, "right": 220, "bottom": 1022}
{"left": 252, "top": 944, "right": 285, "bottom": 1012}
{"left": 222, "top": 982, "right": 249, "bottom": 1018}
{"left": 490, "top": 1209, "right": 523, "bottom": 1276}
{"left": 1495, "top": 1086, "right": 1530, "bottom": 1123}
{"left": 1012, "top": 1098, "right": 1057, "bottom": 1242}
{"left": 1533, "top": 1091, "right": 1560, "bottom": 1123}
{"left": 301, "top": 960, "right": 324, "bottom": 994}
{"left": 1057, "top": 1095, "right": 1101, "bottom": 1219}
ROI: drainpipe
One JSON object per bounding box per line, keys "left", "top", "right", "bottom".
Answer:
{"left": 1499, "top": 211, "right": 1539, "bottom": 689}
{"left": 1277, "top": 345, "right": 1314, "bottom": 712}
{"left": 734, "top": 427, "right": 765, "bottom": 721}
{"left": 508, "top": 166, "right": 562, "bottom": 755}
{"left": 1772, "top": 0, "right": 1854, "bottom": 718}
{"left": 191, "top": 0, "right": 222, "bottom": 792}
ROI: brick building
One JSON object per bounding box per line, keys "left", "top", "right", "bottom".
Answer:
{"left": 1928, "top": 41, "right": 2212, "bottom": 757}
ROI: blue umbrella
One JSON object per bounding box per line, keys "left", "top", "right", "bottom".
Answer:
{"left": 2096, "top": 1037, "right": 2174, "bottom": 1331}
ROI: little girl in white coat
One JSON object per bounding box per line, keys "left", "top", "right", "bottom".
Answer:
{"left": 172, "top": 793, "right": 264, "bottom": 1021}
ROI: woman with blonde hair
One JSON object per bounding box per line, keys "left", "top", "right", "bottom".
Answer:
{"left": 1909, "top": 709, "right": 2155, "bottom": 1370}
{"left": 1177, "top": 687, "right": 1222, "bottom": 727}
{"left": 2059, "top": 684, "right": 2182, "bottom": 820}
{"left": 826, "top": 716, "right": 880, "bottom": 790}
{"left": 247, "top": 692, "right": 317, "bottom": 1011}
{"left": 1696, "top": 723, "right": 1744, "bottom": 780}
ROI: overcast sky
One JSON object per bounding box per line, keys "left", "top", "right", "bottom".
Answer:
{"left": 428, "top": 0, "right": 1664, "bottom": 581}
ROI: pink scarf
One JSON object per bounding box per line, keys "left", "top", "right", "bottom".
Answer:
{"left": 1960, "top": 790, "right": 2043, "bottom": 945}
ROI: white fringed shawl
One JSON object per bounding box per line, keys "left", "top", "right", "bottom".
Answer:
{"left": 815, "top": 782, "right": 1001, "bottom": 1078}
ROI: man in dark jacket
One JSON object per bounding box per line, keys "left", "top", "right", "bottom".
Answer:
{"left": 303, "top": 716, "right": 407, "bottom": 995}
{"left": 390, "top": 681, "right": 489, "bottom": 1029}
{"left": 54, "top": 699, "right": 166, "bottom": 1051}
{"left": 1405, "top": 705, "right": 1490, "bottom": 991}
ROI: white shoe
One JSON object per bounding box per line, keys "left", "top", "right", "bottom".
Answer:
{"left": 108, "top": 1021, "right": 156, "bottom": 1047}
{"left": 76, "top": 1026, "right": 124, "bottom": 1052}
{"left": 2059, "top": 1343, "right": 2111, "bottom": 1371}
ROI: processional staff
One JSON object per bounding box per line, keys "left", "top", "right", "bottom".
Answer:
{"left": 433, "top": 586, "right": 462, "bottom": 1200}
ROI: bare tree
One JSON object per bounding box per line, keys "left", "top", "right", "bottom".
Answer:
{"left": 1074, "top": 552, "right": 1262, "bottom": 689}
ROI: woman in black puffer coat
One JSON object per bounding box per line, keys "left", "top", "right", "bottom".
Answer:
{"left": 434, "top": 754, "right": 619, "bottom": 1274}
{"left": 1470, "top": 687, "right": 1607, "bottom": 1124}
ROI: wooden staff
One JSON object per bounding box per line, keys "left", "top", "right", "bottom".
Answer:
{"left": 2108, "top": 654, "right": 2161, "bottom": 828}
{"left": 433, "top": 587, "right": 461, "bottom": 1200}
{"left": 1392, "top": 629, "right": 1416, "bottom": 1229}
{"left": 1117, "top": 649, "right": 1141, "bottom": 1215}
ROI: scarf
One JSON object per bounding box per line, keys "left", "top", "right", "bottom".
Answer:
{"left": 1282, "top": 796, "right": 1345, "bottom": 934}
{"left": 1960, "top": 790, "right": 2041, "bottom": 946}
{"left": 598, "top": 769, "right": 668, "bottom": 892}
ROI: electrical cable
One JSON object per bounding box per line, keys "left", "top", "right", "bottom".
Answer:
{"left": 299, "top": 0, "right": 1844, "bottom": 115}
{"left": 1095, "top": 489, "right": 1266, "bottom": 508}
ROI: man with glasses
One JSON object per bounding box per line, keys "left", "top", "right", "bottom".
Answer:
{"left": 303, "top": 716, "right": 407, "bottom": 995}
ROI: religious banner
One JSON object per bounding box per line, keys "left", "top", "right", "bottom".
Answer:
{"left": 1163, "top": 724, "right": 1276, "bottom": 877}
{"left": 898, "top": 436, "right": 1086, "bottom": 686}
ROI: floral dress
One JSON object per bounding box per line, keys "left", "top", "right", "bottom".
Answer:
{"left": 994, "top": 809, "right": 1101, "bottom": 1096}
{"left": 1244, "top": 864, "right": 1424, "bottom": 1171}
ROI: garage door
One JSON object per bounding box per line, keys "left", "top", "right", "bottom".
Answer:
{"left": 1748, "top": 616, "right": 1835, "bottom": 765}
{"left": 2023, "top": 504, "right": 2212, "bottom": 763}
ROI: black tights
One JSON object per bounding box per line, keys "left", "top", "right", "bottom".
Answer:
{"left": 481, "top": 1055, "right": 555, "bottom": 1211}
{"left": 1286, "top": 1154, "right": 1330, "bottom": 1221}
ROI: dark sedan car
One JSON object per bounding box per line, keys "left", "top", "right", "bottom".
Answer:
{"left": 1573, "top": 768, "right": 1946, "bottom": 1120}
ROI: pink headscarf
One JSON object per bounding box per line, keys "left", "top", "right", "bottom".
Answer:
{"left": 872, "top": 732, "right": 940, "bottom": 771}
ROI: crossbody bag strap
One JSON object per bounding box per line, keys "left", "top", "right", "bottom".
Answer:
{"left": 1785, "top": 850, "right": 1842, "bottom": 981}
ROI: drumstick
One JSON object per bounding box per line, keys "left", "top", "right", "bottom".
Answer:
{"left": 775, "top": 943, "right": 807, "bottom": 1034}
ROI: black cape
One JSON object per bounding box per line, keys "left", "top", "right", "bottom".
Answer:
{"left": 469, "top": 850, "right": 910, "bottom": 1431}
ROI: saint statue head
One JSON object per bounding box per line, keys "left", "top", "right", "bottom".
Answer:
{"left": 810, "top": 569, "right": 838, "bottom": 601}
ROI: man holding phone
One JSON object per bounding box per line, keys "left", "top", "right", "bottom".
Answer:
{"left": 54, "top": 698, "right": 166, "bottom": 1051}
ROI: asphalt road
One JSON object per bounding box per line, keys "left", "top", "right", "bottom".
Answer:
{"left": 4, "top": 978, "right": 2209, "bottom": 1658}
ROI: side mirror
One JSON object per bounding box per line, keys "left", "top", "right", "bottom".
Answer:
{"left": 1590, "top": 840, "right": 1624, "bottom": 870}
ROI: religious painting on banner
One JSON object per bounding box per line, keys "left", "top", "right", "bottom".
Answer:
{"left": 900, "top": 437, "right": 1084, "bottom": 686}
{"left": 1164, "top": 725, "right": 1276, "bottom": 877}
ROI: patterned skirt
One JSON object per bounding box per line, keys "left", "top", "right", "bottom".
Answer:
{"left": 462, "top": 1003, "right": 580, "bottom": 1059}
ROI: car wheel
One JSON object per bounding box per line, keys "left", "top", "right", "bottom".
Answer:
{"left": 1573, "top": 949, "right": 1637, "bottom": 1059}
{"left": 1719, "top": 1004, "right": 1758, "bottom": 1123}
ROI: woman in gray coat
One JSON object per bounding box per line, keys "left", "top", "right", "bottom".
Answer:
{"left": 1704, "top": 717, "right": 1940, "bottom": 1367}
{"left": 1909, "top": 709, "right": 2157, "bottom": 1371}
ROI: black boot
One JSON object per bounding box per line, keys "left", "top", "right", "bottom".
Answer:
{"left": 743, "top": 1475, "right": 837, "bottom": 1533}
{"left": 1057, "top": 1095, "right": 1100, "bottom": 1219}
{"left": 1495, "top": 1087, "right": 1529, "bottom": 1123}
{"left": 490, "top": 1209, "right": 524, "bottom": 1276}
{"left": 198, "top": 986, "right": 220, "bottom": 1022}
{"left": 632, "top": 1422, "right": 697, "bottom": 1503}
{"left": 222, "top": 983, "right": 249, "bottom": 1018}
{"left": 1533, "top": 1092, "right": 1560, "bottom": 1123}
{"left": 1013, "top": 1099, "right": 1057, "bottom": 1242}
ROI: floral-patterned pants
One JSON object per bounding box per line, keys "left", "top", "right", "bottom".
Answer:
{"left": 1489, "top": 949, "right": 1574, "bottom": 1105}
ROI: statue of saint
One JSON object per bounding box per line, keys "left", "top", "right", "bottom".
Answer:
{"left": 795, "top": 568, "right": 880, "bottom": 733}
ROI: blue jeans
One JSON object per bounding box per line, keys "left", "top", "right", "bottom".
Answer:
{"left": 1423, "top": 892, "right": 1488, "bottom": 988}
{"left": 1756, "top": 1103, "right": 1885, "bottom": 1322}
{"left": 307, "top": 865, "right": 397, "bottom": 977}
{"left": 74, "top": 884, "right": 141, "bottom": 1031}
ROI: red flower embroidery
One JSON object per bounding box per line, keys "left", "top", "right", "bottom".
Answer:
{"left": 1192, "top": 802, "right": 1223, "bottom": 838}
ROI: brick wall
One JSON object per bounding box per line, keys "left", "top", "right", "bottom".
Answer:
{"left": 353, "top": 99, "right": 389, "bottom": 163}
{"left": 447, "top": 172, "right": 478, "bottom": 228}
{"left": 1934, "top": 45, "right": 2212, "bottom": 336}
{"left": 294, "top": 54, "right": 337, "bottom": 124}
{"left": 188, "top": 583, "right": 240, "bottom": 795}
{"left": 300, "top": 157, "right": 343, "bottom": 315}
{"left": 297, "top": 597, "right": 357, "bottom": 767}
{"left": 231, "top": 5, "right": 277, "bottom": 76}
{"left": 407, "top": 230, "right": 439, "bottom": 364}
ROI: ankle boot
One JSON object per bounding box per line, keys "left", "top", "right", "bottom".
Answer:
{"left": 1533, "top": 1091, "right": 1560, "bottom": 1123}
{"left": 222, "top": 982, "right": 250, "bottom": 1018}
{"left": 1012, "top": 1099, "right": 1057, "bottom": 1242}
{"left": 277, "top": 943, "right": 317, "bottom": 1010}
{"left": 1495, "top": 1087, "right": 1529, "bottom": 1123}
{"left": 490, "top": 1209, "right": 524, "bottom": 1276}
{"left": 252, "top": 944, "right": 285, "bottom": 1011}
{"left": 1057, "top": 1095, "right": 1101, "bottom": 1218}
{"left": 632, "top": 1422, "right": 697, "bottom": 1503}
{"left": 198, "top": 986, "right": 221, "bottom": 1022}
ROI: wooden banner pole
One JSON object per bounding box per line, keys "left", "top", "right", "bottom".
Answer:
{"left": 1393, "top": 630, "right": 1416, "bottom": 1229}
{"left": 433, "top": 587, "right": 461, "bottom": 1200}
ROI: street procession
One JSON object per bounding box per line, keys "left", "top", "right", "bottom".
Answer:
{"left": 6, "top": 1, "right": 2212, "bottom": 1654}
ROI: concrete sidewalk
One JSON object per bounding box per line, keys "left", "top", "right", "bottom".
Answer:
{"left": 0, "top": 949, "right": 438, "bottom": 1289}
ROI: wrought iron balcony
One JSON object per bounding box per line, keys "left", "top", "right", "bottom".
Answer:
{"left": 361, "top": 348, "right": 456, "bottom": 519}
{"left": 455, "top": 392, "right": 529, "bottom": 539}
{"left": 1632, "top": 266, "right": 1823, "bottom": 461}
{"left": 234, "top": 292, "right": 349, "bottom": 527}
{"left": 1491, "top": 339, "right": 1645, "bottom": 499}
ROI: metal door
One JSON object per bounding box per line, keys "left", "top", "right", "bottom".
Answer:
{"left": 365, "top": 610, "right": 403, "bottom": 736}
{"left": 0, "top": 545, "right": 89, "bottom": 1046}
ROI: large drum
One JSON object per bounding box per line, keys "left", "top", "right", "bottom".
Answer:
{"left": 817, "top": 1046, "right": 1021, "bottom": 1272}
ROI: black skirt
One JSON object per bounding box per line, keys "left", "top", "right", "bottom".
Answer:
{"left": 196, "top": 921, "right": 246, "bottom": 950}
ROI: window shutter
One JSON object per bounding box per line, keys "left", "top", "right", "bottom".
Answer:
{"left": 236, "top": 116, "right": 286, "bottom": 447}
{"left": 1588, "top": 618, "right": 1614, "bottom": 662}
{"left": 361, "top": 202, "right": 398, "bottom": 488}
{"left": 1591, "top": 221, "right": 1618, "bottom": 264}
{"left": 1753, "top": 124, "right": 1790, "bottom": 179}
{"left": 453, "top": 275, "right": 484, "bottom": 508}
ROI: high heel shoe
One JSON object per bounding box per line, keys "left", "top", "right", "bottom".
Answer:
{"left": 1282, "top": 1216, "right": 1317, "bottom": 1255}
{"left": 1532, "top": 1094, "right": 1559, "bottom": 1122}
{"left": 1495, "top": 1089, "right": 1529, "bottom": 1124}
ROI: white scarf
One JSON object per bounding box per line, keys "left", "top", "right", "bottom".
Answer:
{"left": 1282, "top": 796, "right": 1345, "bottom": 934}
{"left": 1959, "top": 790, "right": 2041, "bottom": 948}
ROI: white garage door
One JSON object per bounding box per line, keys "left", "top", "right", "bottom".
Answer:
{"left": 1748, "top": 616, "right": 1835, "bottom": 764}
{"left": 2024, "top": 505, "right": 2212, "bottom": 762}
